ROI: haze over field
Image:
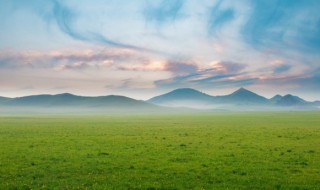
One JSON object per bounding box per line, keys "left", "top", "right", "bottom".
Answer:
{"left": 0, "top": 0, "right": 320, "bottom": 101}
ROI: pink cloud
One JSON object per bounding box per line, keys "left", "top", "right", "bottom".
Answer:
{"left": 210, "top": 61, "right": 246, "bottom": 74}
{"left": 117, "top": 60, "right": 167, "bottom": 72}
{"left": 0, "top": 48, "right": 150, "bottom": 70}
{"left": 165, "top": 60, "right": 199, "bottom": 75}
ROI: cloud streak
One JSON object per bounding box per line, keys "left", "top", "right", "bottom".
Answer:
{"left": 165, "top": 60, "right": 198, "bottom": 75}
{"left": 207, "top": 0, "right": 235, "bottom": 35}
{"left": 143, "top": 0, "right": 185, "bottom": 25}
{"left": 51, "top": 0, "right": 146, "bottom": 51}
{"left": 211, "top": 61, "right": 247, "bottom": 74}
{"left": 0, "top": 48, "right": 147, "bottom": 70}
{"left": 242, "top": 0, "right": 320, "bottom": 53}
{"left": 273, "top": 64, "right": 291, "bottom": 74}
{"left": 155, "top": 61, "right": 249, "bottom": 88}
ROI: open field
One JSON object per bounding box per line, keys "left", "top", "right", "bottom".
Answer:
{"left": 0, "top": 112, "right": 320, "bottom": 189}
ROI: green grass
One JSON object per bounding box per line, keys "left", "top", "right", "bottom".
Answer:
{"left": 0, "top": 112, "right": 320, "bottom": 189}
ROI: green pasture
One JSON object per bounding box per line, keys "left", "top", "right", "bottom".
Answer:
{"left": 0, "top": 112, "right": 319, "bottom": 189}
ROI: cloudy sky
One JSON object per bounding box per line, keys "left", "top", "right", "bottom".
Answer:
{"left": 0, "top": 0, "right": 320, "bottom": 100}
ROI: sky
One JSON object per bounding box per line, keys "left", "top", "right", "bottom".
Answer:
{"left": 0, "top": 0, "right": 320, "bottom": 100}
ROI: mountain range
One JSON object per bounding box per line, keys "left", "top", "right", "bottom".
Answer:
{"left": 0, "top": 93, "right": 158, "bottom": 113}
{"left": 147, "top": 88, "right": 318, "bottom": 109}
{"left": 0, "top": 88, "right": 319, "bottom": 113}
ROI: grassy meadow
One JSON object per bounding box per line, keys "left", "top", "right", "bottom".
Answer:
{"left": 0, "top": 112, "right": 320, "bottom": 189}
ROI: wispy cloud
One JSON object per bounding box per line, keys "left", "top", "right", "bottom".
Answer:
{"left": 207, "top": 0, "right": 235, "bottom": 35}
{"left": 165, "top": 60, "right": 198, "bottom": 75}
{"left": 155, "top": 72, "right": 257, "bottom": 89}
{"left": 242, "top": 0, "right": 320, "bottom": 53}
{"left": 117, "top": 60, "right": 165, "bottom": 72}
{"left": 143, "top": 0, "right": 185, "bottom": 25}
{"left": 211, "top": 61, "right": 247, "bottom": 74}
{"left": 273, "top": 64, "right": 292, "bottom": 74}
{"left": 155, "top": 60, "right": 249, "bottom": 88}
{"left": 116, "top": 59, "right": 199, "bottom": 75}
{"left": 51, "top": 0, "right": 146, "bottom": 51}
{"left": 1, "top": 0, "right": 145, "bottom": 51}
{"left": 0, "top": 48, "right": 146, "bottom": 70}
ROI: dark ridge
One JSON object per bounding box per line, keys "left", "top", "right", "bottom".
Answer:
{"left": 215, "top": 88, "right": 269, "bottom": 104}
{"left": 276, "top": 94, "right": 307, "bottom": 106}
{"left": 148, "top": 88, "right": 214, "bottom": 104}
{"left": 270, "top": 94, "right": 283, "bottom": 103}
{"left": 2, "top": 93, "right": 156, "bottom": 109}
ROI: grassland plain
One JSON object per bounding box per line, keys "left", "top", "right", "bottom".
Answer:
{"left": 0, "top": 112, "right": 320, "bottom": 189}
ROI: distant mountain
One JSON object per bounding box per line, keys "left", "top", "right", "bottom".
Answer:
{"left": 1, "top": 93, "right": 157, "bottom": 110}
{"left": 147, "top": 87, "right": 319, "bottom": 110}
{"left": 275, "top": 94, "right": 308, "bottom": 106}
{"left": 314, "top": 101, "right": 320, "bottom": 106}
{"left": 85, "top": 95, "right": 156, "bottom": 108}
{"left": 270, "top": 95, "right": 283, "bottom": 104}
{"left": 0, "top": 88, "right": 318, "bottom": 112}
{"left": 215, "top": 88, "right": 269, "bottom": 105}
{"left": 148, "top": 88, "right": 214, "bottom": 108}
{"left": 0, "top": 96, "right": 11, "bottom": 104}
{"left": 149, "top": 87, "right": 270, "bottom": 108}
{"left": 6, "top": 93, "right": 85, "bottom": 107}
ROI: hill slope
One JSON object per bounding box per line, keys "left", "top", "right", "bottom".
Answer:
{"left": 147, "top": 88, "right": 319, "bottom": 110}
{"left": 0, "top": 93, "right": 158, "bottom": 112}
{"left": 0, "top": 96, "right": 11, "bottom": 104}
{"left": 149, "top": 88, "right": 270, "bottom": 107}
{"left": 276, "top": 94, "right": 308, "bottom": 106}
{"left": 270, "top": 95, "right": 283, "bottom": 104}
{"left": 314, "top": 101, "right": 320, "bottom": 106}
{"left": 215, "top": 88, "right": 269, "bottom": 105}
{"left": 148, "top": 88, "right": 214, "bottom": 108}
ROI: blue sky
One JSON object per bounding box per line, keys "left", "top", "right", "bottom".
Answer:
{"left": 0, "top": 0, "right": 319, "bottom": 100}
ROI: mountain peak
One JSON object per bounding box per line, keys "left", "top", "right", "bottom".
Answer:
{"left": 283, "top": 94, "right": 294, "bottom": 98}
{"left": 282, "top": 94, "right": 306, "bottom": 102}
{"left": 272, "top": 94, "right": 283, "bottom": 98}
{"left": 169, "top": 88, "right": 206, "bottom": 94}
{"left": 56, "top": 93, "right": 76, "bottom": 97}
{"left": 223, "top": 87, "right": 268, "bottom": 104}
{"left": 270, "top": 94, "right": 283, "bottom": 103}
{"left": 148, "top": 88, "right": 214, "bottom": 105}
{"left": 283, "top": 94, "right": 306, "bottom": 102}
{"left": 232, "top": 87, "right": 254, "bottom": 95}
{"left": 276, "top": 94, "right": 307, "bottom": 106}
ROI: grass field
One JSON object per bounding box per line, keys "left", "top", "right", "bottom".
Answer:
{"left": 0, "top": 112, "right": 320, "bottom": 189}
